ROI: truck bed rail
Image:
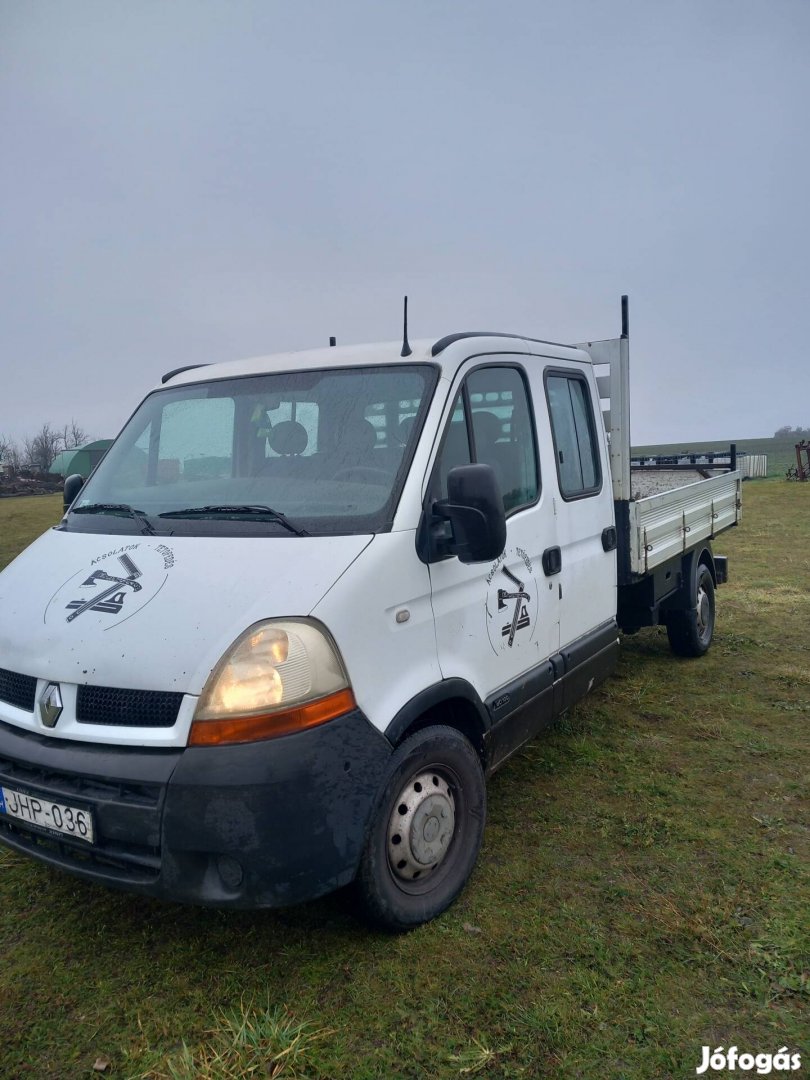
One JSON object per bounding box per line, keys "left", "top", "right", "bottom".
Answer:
{"left": 628, "top": 471, "right": 742, "bottom": 576}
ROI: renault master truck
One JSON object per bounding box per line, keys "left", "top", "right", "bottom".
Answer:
{"left": 0, "top": 298, "right": 741, "bottom": 929}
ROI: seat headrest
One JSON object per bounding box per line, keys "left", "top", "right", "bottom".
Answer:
{"left": 268, "top": 420, "right": 308, "bottom": 456}
{"left": 397, "top": 415, "right": 415, "bottom": 446}
{"left": 472, "top": 411, "right": 503, "bottom": 445}
{"left": 340, "top": 417, "right": 377, "bottom": 454}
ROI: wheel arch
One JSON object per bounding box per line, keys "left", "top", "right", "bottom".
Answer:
{"left": 384, "top": 679, "right": 491, "bottom": 769}
{"left": 689, "top": 543, "right": 717, "bottom": 591}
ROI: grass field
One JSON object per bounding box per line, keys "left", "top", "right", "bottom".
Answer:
{"left": 0, "top": 488, "right": 807, "bottom": 1079}
{"left": 631, "top": 434, "right": 804, "bottom": 479}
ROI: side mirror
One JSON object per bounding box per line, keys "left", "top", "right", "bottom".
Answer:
{"left": 63, "top": 473, "right": 84, "bottom": 512}
{"left": 435, "top": 464, "right": 506, "bottom": 564}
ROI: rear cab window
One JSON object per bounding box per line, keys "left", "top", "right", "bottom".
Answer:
{"left": 544, "top": 371, "right": 602, "bottom": 499}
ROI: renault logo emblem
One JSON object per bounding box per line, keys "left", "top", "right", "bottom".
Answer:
{"left": 39, "top": 683, "right": 63, "bottom": 728}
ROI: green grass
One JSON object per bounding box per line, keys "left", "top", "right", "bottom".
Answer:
{"left": 0, "top": 487, "right": 808, "bottom": 1079}
{"left": 0, "top": 493, "right": 63, "bottom": 571}
{"left": 631, "top": 434, "right": 803, "bottom": 478}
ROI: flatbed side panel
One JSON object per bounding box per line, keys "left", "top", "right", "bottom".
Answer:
{"left": 628, "top": 472, "right": 741, "bottom": 576}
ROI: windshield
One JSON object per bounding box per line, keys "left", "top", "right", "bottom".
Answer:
{"left": 66, "top": 364, "right": 438, "bottom": 537}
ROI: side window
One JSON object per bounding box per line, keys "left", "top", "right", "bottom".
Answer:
{"left": 545, "top": 373, "right": 601, "bottom": 498}
{"left": 435, "top": 391, "right": 472, "bottom": 498}
{"left": 467, "top": 367, "right": 538, "bottom": 513}
{"left": 115, "top": 420, "right": 152, "bottom": 486}
{"left": 433, "top": 366, "right": 538, "bottom": 514}
{"left": 157, "top": 397, "right": 235, "bottom": 482}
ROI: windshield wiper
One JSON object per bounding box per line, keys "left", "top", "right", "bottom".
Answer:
{"left": 158, "top": 504, "right": 309, "bottom": 536}
{"left": 71, "top": 502, "right": 156, "bottom": 536}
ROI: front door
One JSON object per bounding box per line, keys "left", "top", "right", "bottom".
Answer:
{"left": 426, "top": 359, "right": 560, "bottom": 762}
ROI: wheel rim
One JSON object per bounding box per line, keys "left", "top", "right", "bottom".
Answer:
{"left": 696, "top": 582, "right": 711, "bottom": 640}
{"left": 387, "top": 770, "right": 456, "bottom": 883}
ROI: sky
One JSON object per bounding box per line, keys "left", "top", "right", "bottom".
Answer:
{"left": 1, "top": 0, "right": 809, "bottom": 448}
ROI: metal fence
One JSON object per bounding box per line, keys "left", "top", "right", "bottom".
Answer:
{"left": 630, "top": 450, "right": 768, "bottom": 479}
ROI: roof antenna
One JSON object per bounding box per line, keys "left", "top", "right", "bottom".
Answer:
{"left": 329, "top": 336, "right": 336, "bottom": 347}
{"left": 400, "top": 295, "right": 412, "bottom": 357}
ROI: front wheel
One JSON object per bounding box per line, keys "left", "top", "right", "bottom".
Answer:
{"left": 355, "top": 725, "right": 486, "bottom": 932}
{"left": 666, "top": 562, "right": 715, "bottom": 657}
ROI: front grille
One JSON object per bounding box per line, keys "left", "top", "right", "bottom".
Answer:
{"left": 0, "top": 752, "right": 161, "bottom": 808}
{"left": 0, "top": 818, "right": 161, "bottom": 883}
{"left": 76, "top": 685, "right": 183, "bottom": 728}
{"left": 0, "top": 668, "right": 37, "bottom": 712}
{"left": 0, "top": 751, "right": 165, "bottom": 883}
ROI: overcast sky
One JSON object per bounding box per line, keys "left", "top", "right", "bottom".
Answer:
{"left": 1, "top": 0, "right": 808, "bottom": 447}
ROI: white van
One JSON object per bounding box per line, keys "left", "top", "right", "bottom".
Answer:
{"left": 0, "top": 300, "right": 740, "bottom": 929}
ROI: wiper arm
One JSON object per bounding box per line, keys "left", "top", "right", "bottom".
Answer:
{"left": 71, "top": 502, "right": 156, "bottom": 536}
{"left": 158, "top": 504, "right": 309, "bottom": 536}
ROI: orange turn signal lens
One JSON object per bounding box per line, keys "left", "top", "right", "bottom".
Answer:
{"left": 188, "top": 688, "right": 356, "bottom": 747}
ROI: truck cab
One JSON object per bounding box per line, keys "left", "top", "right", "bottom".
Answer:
{"left": 0, "top": 309, "right": 738, "bottom": 929}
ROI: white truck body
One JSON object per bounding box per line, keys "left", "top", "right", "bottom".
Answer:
{"left": 0, "top": 301, "right": 740, "bottom": 928}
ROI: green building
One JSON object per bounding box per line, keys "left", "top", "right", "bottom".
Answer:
{"left": 49, "top": 440, "right": 113, "bottom": 479}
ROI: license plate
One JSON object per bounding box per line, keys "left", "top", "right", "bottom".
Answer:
{"left": 0, "top": 785, "right": 95, "bottom": 844}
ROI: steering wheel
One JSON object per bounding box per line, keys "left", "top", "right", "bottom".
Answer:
{"left": 331, "top": 466, "right": 392, "bottom": 483}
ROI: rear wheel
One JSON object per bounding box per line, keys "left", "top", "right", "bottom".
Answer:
{"left": 666, "top": 562, "right": 715, "bottom": 656}
{"left": 355, "top": 725, "right": 486, "bottom": 932}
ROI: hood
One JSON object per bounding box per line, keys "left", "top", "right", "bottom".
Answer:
{"left": 0, "top": 527, "right": 372, "bottom": 696}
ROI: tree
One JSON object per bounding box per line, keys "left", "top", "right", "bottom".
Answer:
{"left": 0, "top": 434, "right": 22, "bottom": 473}
{"left": 23, "top": 423, "right": 64, "bottom": 472}
{"left": 60, "top": 420, "right": 87, "bottom": 451}
{"left": 14, "top": 419, "right": 92, "bottom": 473}
{"left": 774, "top": 425, "right": 810, "bottom": 438}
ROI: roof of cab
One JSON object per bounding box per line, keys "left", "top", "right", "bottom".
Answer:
{"left": 159, "top": 333, "right": 590, "bottom": 389}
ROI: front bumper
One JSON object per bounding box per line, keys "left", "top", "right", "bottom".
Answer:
{"left": 0, "top": 709, "right": 392, "bottom": 907}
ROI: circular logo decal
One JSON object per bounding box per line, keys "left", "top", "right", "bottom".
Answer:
{"left": 44, "top": 543, "right": 176, "bottom": 630}
{"left": 485, "top": 546, "right": 539, "bottom": 655}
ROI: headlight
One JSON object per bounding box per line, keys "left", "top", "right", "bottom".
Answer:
{"left": 189, "top": 619, "right": 355, "bottom": 746}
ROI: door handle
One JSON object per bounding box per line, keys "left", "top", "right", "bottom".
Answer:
{"left": 601, "top": 526, "right": 617, "bottom": 552}
{"left": 542, "top": 546, "right": 562, "bottom": 576}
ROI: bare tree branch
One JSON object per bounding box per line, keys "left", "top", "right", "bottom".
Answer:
{"left": 60, "top": 420, "right": 88, "bottom": 451}
{"left": 2, "top": 422, "right": 92, "bottom": 477}
{"left": 23, "top": 423, "right": 63, "bottom": 472}
{"left": 0, "top": 434, "right": 22, "bottom": 474}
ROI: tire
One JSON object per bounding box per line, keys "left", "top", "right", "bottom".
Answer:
{"left": 666, "top": 562, "right": 715, "bottom": 657}
{"left": 355, "top": 725, "right": 486, "bottom": 932}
